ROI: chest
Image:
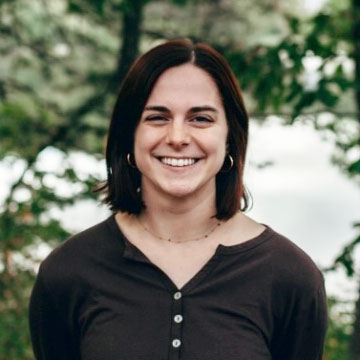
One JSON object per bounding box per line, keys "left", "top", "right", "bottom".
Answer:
{"left": 78, "top": 259, "right": 274, "bottom": 360}
{"left": 135, "top": 241, "right": 218, "bottom": 290}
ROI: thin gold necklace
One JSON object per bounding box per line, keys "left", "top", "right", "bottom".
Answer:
{"left": 137, "top": 217, "right": 221, "bottom": 243}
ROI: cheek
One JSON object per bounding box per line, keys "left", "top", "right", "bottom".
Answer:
{"left": 205, "top": 130, "right": 228, "bottom": 156}
{"left": 134, "top": 127, "right": 155, "bottom": 153}
{"left": 133, "top": 130, "right": 146, "bottom": 168}
{"left": 133, "top": 127, "right": 161, "bottom": 172}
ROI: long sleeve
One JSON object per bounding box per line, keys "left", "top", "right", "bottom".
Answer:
{"left": 28, "top": 216, "right": 329, "bottom": 360}
{"left": 271, "top": 278, "right": 328, "bottom": 360}
{"left": 29, "top": 265, "right": 80, "bottom": 360}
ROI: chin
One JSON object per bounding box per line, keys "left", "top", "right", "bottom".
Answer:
{"left": 164, "top": 187, "right": 195, "bottom": 198}
{"left": 157, "top": 181, "right": 199, "bottom": 198}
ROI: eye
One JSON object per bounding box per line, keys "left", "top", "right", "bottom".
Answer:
{"left": 145, "top": 115, "right": 168, "bottom": 122}
{"left": 191, "top": 116, "right": 213, "bottom": 123}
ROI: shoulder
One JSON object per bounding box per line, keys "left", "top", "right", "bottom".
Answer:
{"left": 261, "top": 227, "right": 328, "bottom": 333}
{"left": 38, "top": 215, "right": 119, "bottom": 288}
{"left": 263, "top": 226, "right": 325, "bottom": 293}
{"left": 230, "top": 214, "right": 324, "bottom": 290}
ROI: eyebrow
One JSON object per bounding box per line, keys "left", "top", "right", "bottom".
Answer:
{"left": 144, "top": 105, "right": 219, "bottom": 114}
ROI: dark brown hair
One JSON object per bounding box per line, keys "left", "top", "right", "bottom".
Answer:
{"left": 97, "top": 39, "right": 250, "bottom": 220}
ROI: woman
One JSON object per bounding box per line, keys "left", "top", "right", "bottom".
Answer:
{"left": 29, "top": 39, "right": 328, "bottom": 360}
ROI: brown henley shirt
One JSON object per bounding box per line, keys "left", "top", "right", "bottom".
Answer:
{"left": 29, "top": 214, "right": 328, "bottom": 360}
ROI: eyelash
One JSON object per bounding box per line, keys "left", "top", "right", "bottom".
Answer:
{"left": 145, "top": 115, "right": 213, "bottom": 123}
{"left": 192, "top": 116, "right": 213, "bottom": 123}
{"left": 145, "top": 116, "right": 167, "bottom": 121}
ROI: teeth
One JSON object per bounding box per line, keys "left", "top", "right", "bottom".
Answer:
{"left": 160, "top": 157, "right": 197, "bottom": 167}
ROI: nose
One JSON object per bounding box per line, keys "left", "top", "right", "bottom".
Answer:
{"left": 165, "top": 120, "right": 190, "bottom": 148}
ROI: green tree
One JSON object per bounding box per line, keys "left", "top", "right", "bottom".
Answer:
{"left": 223, "top": 0, "right": 359, "bottom": 357}
{"left": 0, "top": 0, "right": 147, "bottom": 357}
{"left": 0, "top": 0, "right": 295, "bottom": 357}
{"left": 325, "top": 296, "right": 353, "bottom": 360}
{"left": 1, "top": 0, "right": 356, "bottom": 358}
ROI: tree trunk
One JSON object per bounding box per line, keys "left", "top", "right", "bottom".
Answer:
{"left": 112, "top": 0, "right": 144, "bottom": 90}
{"left": 65, "top": 0, "right": 145, "bottom": 135}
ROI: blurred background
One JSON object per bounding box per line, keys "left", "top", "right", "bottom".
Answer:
{"left": 0, "top": 0, "right": 359, "bottom": 358}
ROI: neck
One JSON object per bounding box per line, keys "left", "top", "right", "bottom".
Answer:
{"left": 139, "top": 184, "right": 219, "bottom": 243}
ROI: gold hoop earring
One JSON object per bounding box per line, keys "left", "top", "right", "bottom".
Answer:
{"left": 126, "top": 153, "right": 137, "bottom": 168}
{"left": 221, "top": 154, "right": 234, "bottom": 172}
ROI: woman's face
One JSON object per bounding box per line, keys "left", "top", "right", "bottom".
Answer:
{"left": 134, "top": 63, "right": 228, "bottom": 201}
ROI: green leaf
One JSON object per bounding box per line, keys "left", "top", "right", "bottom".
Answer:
{"left": 171, "top": 0, "right": 188, "bottom": 5}
{"left": 348, "top": 159, "right": 360, "bottom": 175}
{"left": 287, "top": 16, "right": 300, "bottom": 33}
{"left": 335, "top": 249, "right": 355, "bottom": 277}
{"left": 67, "top": 1, "right": 84, "bottom": 13}
{"left": 317, "top": 86, "right": 339, "bottom": 107}
{"left": 293, "top": 92, "right": 317, "bottom": 117}
{"left": 91, "top": 0, "right": 107, "bottom": 14}
{"left": 285, "top": 81, "right": 303, "bottom": 103}
{"left": 313, "top": 13, "right": 331, "bottom": 30}
{"left": 67, "top": 0, "right": 107, "bottom": 15}
{"left": 334, "top": 234, "right": 360, "bottom": 277}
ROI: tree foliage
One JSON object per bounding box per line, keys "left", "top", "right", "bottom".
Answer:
{"left": 0, "top": 0, "right": 359, "bottom": 358}
{"left": 325, "top": 296, "right": 353, "bottom": 360}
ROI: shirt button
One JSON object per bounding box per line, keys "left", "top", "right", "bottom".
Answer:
{"left": 172, "top": 339, "right": 181, "bottom": 348}
{"left": 173, "top": 291, "right": 182, "bottom": 300}
{"left": 174, "top": 314, "right": 183, "bottom": 323}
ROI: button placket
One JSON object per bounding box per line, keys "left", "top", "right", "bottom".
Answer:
{"left": 169, "top": 291, "right": 184, "bottom": 359}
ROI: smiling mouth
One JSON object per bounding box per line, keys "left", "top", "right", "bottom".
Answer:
{"left": 157, "top": 157, "right": 200, "bottom": 167}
